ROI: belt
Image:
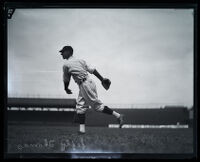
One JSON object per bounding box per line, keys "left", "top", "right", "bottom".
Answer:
{"left": 78, "top": 77, "right": 87, "bottom": 85}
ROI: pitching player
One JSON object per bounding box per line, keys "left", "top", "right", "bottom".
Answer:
{"left": 59, "top": 46, "right": 124, "bottom": 134}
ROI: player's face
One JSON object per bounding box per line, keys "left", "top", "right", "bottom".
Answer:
{"left": 61, "top": 50, "right": 71, "bottom": 59}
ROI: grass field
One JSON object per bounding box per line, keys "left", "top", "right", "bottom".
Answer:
{"left": 7, "top": 123, "right": 193, "bottom": 154}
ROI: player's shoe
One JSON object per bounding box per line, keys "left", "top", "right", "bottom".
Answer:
{"left": 117, "top": 114, "right": 124, "bottom": 128}
{"left": 78, "top": 131, "right": 85, "bottom": 135}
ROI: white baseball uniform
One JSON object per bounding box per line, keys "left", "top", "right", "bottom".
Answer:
{"left": 63, "top": 56, "right": 104, "bottom": 114}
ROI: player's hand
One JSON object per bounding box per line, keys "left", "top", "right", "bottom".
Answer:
{"left": 65, "top": 88, "right": 72, "bottom": 94}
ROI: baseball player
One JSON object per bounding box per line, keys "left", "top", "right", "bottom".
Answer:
{"left": 59, "top": 45, "right": 124, "bottom": 134}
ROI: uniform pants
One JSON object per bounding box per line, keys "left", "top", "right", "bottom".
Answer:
{"left": 76, "top": 77, "right": 104, "bottom": 114}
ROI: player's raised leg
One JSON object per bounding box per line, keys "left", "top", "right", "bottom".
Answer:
{"left": 92, "top": 103, "right": 124, "bottom": 128}
{"left": 101, "top": 105, "right": 124, "bottom": 128}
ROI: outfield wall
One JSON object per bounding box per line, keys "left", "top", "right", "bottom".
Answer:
{"left": 7, "top": 108, "right": 189, "bottom": 126}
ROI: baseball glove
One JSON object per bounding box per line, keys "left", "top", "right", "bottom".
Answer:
{"left": 101, "top": 78, "right": 111, "bottom": 90}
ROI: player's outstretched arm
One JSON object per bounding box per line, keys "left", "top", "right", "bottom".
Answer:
{"left": 93, "top": 69, "right": 104, "bottom": 82}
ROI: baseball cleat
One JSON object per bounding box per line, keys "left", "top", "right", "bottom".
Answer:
{"left": 117, "top": 114, "right": 124, "bottom": 128}
{"left": 78, "top": 131, "right": 85, "bottom": 135}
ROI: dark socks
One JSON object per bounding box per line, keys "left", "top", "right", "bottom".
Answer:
{"left": 77, "top": 113, "right": 85, "bottom": 124}
{"left": 102, "top": 106, "right": 113, "bottom": 115}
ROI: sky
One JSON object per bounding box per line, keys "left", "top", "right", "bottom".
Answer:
{"left": 7, "top": 9, "right": 194, "bottom": 108}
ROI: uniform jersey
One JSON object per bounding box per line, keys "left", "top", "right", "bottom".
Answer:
{"left": 63, "top": 56, "right": 95, "bottom": 84}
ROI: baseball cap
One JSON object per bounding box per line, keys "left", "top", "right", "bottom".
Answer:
{"left": 59, "top": 46, "right": 73, "bottom": 53}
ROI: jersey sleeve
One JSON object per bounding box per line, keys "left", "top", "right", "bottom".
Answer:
{"left": 63, "top": 64, "right": 71, "bottom": 82}
{"left": 83, "top": 60, "right": 96, "bottom": 74}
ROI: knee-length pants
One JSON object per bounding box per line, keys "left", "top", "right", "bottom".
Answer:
{"left": 76, "top": 77, "right": 104, "bottom": 114}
